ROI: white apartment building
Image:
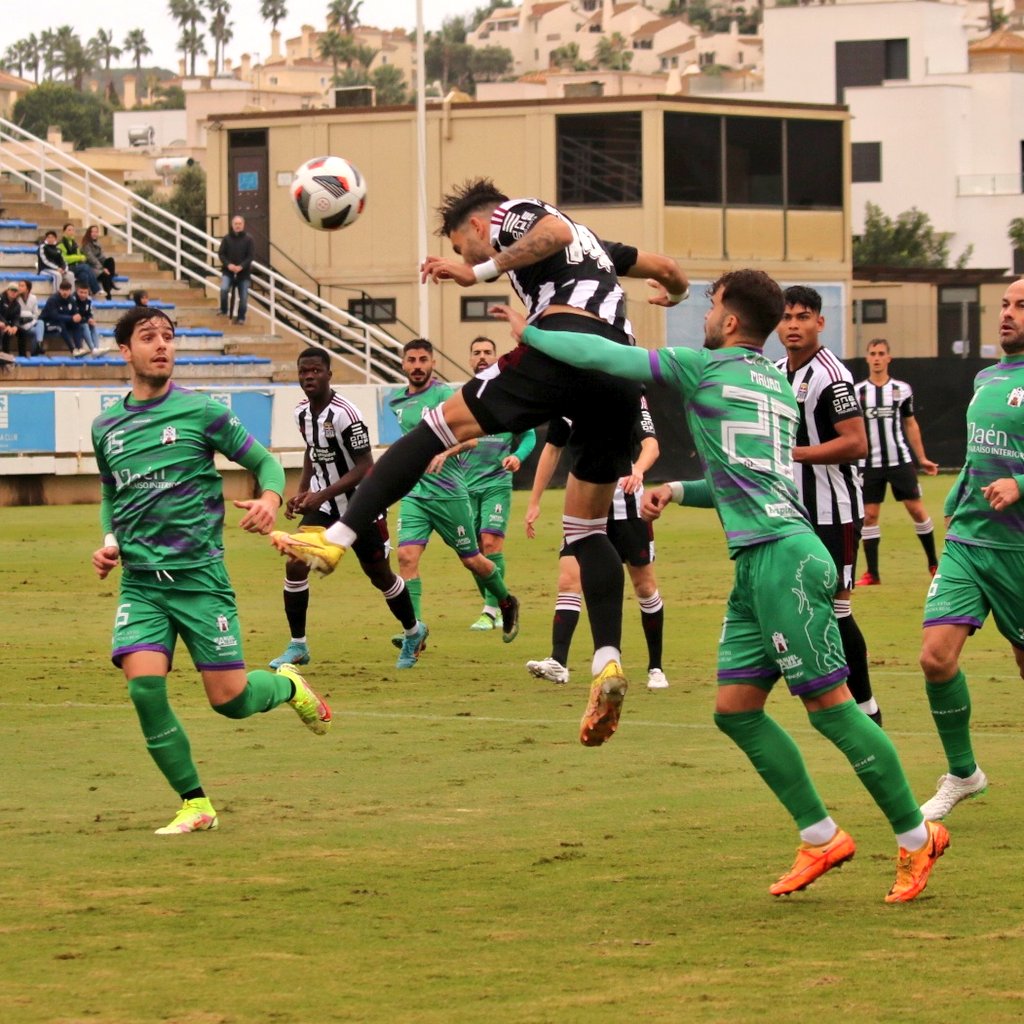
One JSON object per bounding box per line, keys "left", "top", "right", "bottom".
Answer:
{"left": 761, "top": 0, "right": 1024, "bottom": 270}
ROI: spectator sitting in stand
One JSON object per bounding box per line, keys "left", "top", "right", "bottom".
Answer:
{"left": 74, "top": 282, "right": 107, "bottom": 355}
{"left": 59, "top": 222, "right": 101, "bottom": 295}
{"left": 16, "top": 280, "right": 45, "bottom": 356}
{"left": 37, "top": 230, "right": 69, "bottom": 293}
{"left": 131, "top": 289, "right": 149, "bottom": 307}
{"left": 41, "top": 279, "right": 88, "bottom": 356}
{"left": 82, "top": 225, "right": 119, "bottom": 300}
{"left": 0, "top": 282, "right": 23, "bottom": 360}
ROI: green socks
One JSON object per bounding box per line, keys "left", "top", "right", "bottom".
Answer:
{"left": 809, "top": 700, "right": 922, "bottom": 835}
{"left": 213, "top": 670, "right": 293, "bottom": 720}
{"left": 480, "top": 561, "right": 508, "bottom": 603}
{"left": 714, "top": 709, "right": 828, "bottom": 829}
{"left": 127, "top": 675, "right": 200, "bottom": 795}
{"left": 476, "top": 551, "right": 506, "bottom": 601}
{"left": 406, "top": 576, "right": 423, "bottom": 620}
{"left": 925, "top": 669, "right": 976, "bottom": 778}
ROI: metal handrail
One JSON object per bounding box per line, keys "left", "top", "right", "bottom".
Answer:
{"left": 0, "top": 115, "right": 407, "bottom": 383}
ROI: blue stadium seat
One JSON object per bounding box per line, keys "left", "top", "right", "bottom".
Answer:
{"left": 0, "top": 220, "right": 38, "bottom": 229}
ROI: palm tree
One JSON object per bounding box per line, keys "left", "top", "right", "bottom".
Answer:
{"left": 39, "top": 30, "right": 58, "bottom": 80}
{"left": 550, "top": 41, "right": 586, "bottom": 71}
{"left": 318, "top": 30, "right": 354, "bottom": 80}
{"left": 327, "top": 0, "right": 363, "bottom": 35}
{"left": 123, "top": 29, "right": 153, "bottom": 70}
{"left": 63, "top": 38, "right": 96, "bottom": 90}
{"left": 53, "top": 25, "right": 79, "bottom": 81}
{"left": 207, "top": 0, "right": 233, "bottom": 73}
{"left": 89, "top": 29, "right": 122, "bottom": 71}
{"left": 594, "top": 32, "right": 633, "bottom": 71}
{"left": 260, "top": 0, "right": 288, "bottom": 31}
{"left": 20, "top": 36, "right": 41, "bottom": 83}
{"left": 178, "top": 25, "right": 207, "bottom": 76}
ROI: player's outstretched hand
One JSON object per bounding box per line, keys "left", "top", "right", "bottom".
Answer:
{"left": 524, "top": 501, "right": 541, "bottom": 540}
{"left": 421, "top": 255, "right": 475, "bottom": 287}
{"left": 489, "top": 303, "right": 526, "bottom": 343}
{"left": 982, "top": 477, "right": 1021, "bottom": 512}
{"left": 92, "top": 544, "right": 120, "bottom": 579}
{"left": 234, "top": 494, "right": 280, "bottom": 535}
{"left": 641, "top": 484, "right": 672, "bottom": 522}
{"left": 920, "top": 457, "right": 939, "bottom": 476}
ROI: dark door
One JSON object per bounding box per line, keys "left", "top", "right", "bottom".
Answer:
{"left": 227, "top": 130, "right": 269, "bottom": 266}
{"left": 937, "top": 286, "right": 981, "bottom": 357}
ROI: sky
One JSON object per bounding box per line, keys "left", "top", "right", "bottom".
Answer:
{"left": 1, "top": 0, "right": 481, "bottom": 76}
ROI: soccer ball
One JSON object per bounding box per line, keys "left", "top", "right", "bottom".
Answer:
{"left": 290, "top": 155, "right": 367, "bottom": 231}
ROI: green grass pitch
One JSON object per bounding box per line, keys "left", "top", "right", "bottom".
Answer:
{"left": 3, "top": 476, "right": 1024, "bottom": 1023}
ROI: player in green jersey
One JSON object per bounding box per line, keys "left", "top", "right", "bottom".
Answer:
{"left": 463, "top": 336, "right": 537, "bottom": 631}
{"left": 388, "top": 339, "right": 520, "bottom": 642}
{"left": 91, "top": 306, "right": 332, "bottom": 836}
{"left": 918, "top": 277, "right": 1024, "bottom": 821}
{"left": 490, "top": 269, "right": 949, "bottom": 903}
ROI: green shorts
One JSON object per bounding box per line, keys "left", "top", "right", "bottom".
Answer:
{"left": 718, "top": 533, "right": 850, "bottom": 697}
{"left": 924, "top": 540, "right": 1024, "bottom": 649}
{"left": 397, "top": 496, "right": 480, "bottom": 558}
{"left": 470, "top": 483, "right": 513, "bottom": 539}
{"left": 112, "top": 562, "right": 246, "bottom": 671}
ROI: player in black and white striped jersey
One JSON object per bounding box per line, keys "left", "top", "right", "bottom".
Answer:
{"left": 269, "top": 347, "right": 420, "bottom": 671}
{"left": 775, "top": 286, "right": 882, "bottom": 725}
{"left": 855, "top": 338, "right": 939, "bottom": 585}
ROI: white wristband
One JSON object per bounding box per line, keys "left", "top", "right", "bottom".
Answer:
{"left": 668, "top": 481, "right": 686, "bottom": 505}
{"left": 667, "top": 286, "right": 690, "bottom": 303}
{"left": 104, "top": 533, "right": 119, "bottom": 550}
{"left": 473, "top": 258, "right": 500, "bottom": 283}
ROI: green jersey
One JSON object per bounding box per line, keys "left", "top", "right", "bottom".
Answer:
{"left": 461, "top": 429, "right": 537, "bottom": 491}
{"left": 388, "top": 379, "right": 467, "bottom": 501}
{"left": 943, "top": 353, "right": 1024, "bottom": 550}
{"left": 92, "top": 382, "right": 284, "bottom": 571}
{"left": 651, "top": 346, "right": 812, "bottom": 557}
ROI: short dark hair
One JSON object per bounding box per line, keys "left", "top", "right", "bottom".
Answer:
{"left": 131, "top": 289, "right": 148, "bottom": 305}
{"left": 867, "top": 337, "right": 890, "bottom": 352}
{"left": 470, "top": 335, "right": 496, "bottom": 352}
{"left": 709, "top": 269, "right": 785, "bottom": 343}
{"left": 436, "top": 178, "right": 509, "bottom": 238}
{"left": 403, "top": 338, "right": 433, "bottom": 355}
{"left": 297, "top": 346, "right": 331, "bottom": 368}
{"left": 62, "top": 223, "right": 75, "bottom": 233}
{"left": 783, "top": 285, "right": 823, "bottom": 315}
{"left": 58, "top": 280, "right": 72, "bottom": 290}
{"left": 113, "top": 306, "right": 175, "bottom": 347}
{"left": 44, "top": 230, "right": 57, "bottom": 240}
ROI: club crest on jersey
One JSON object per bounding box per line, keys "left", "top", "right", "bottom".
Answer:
{"left": 216, "top": 614, "right": 229, "bottom": 632}
{"left": 161, "top": 426, "right": 177, "bottom": 445}
{"left": 892, "top": 385, "right": 901, "bottom": 401}
{"left": 1008, "top": 387, "right": 1024, "bottom": 407}
{"left": 771, "top": 631, "right": 788, "bottom": 653}
{"left": 796, "top": 381, "right": 809, "bottom": 403}
{"left": 323, "top": 423, "right": 336, "bottom": 438}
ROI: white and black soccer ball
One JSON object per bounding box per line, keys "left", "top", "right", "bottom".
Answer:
{"left": 290, "top": 156, "right": 367, "bottom": 231}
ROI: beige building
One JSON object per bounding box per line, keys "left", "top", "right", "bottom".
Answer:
{"left": 204, "top": 93, "right": 852, "bottom": 365}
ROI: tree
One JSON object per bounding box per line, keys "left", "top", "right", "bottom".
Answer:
{"left": 425, "top": 17, "right": 474, "bottom": 92}
{"left": 166, "top": 163, "right": 207, "bottom": 231}
{"left": 369, "top": 64, "right": 407, "bottom": 105}
{"left": 150, "top": 83, "right": 187, "bottom": 109}
{"left": 123, "top": 29, "right": 153, "bottom": 70}
{"left": 550, "top": 42, "right": 587, "bottom": 71}
{"left": 260, "top": 0, "right": 288, "bottom": 31}
{"left": 63, "top": 38, "right": 96, "bottom": 91}
{"left": 352, "top": 43, "right": 377, "bottom": 71}
{"left": 853, "top": 202, "right": 973, "bottom": 269}
{"left": 53, "top": 26, "right": 79, "bottom": 82}
{"left": 318, "top": 31, "right": 354, "bottom": 80}
{"left": 39, "top": 30, "right": 58, "bottom": 80}
{"left": 327, "top": 0, "right": 363, "bottom": 35}
{"left": 178, "top": 25, "right": 208, "bottom": 76}
{"left": 88, "top": 29, "right": 122, "bottom": 71}
{"left": 1009, "top": 218, "right": 1024, "bottom": 270}
{"left": 470, "top": 1, "right": 514, "bottom": 31}
{"left": 20, "top": 36, "right": 42, "bottom": 83}
{"left": 169, "top": 0, "right": 207, "bottom": 74}
{"left": 470, "top": 45, "right": 513, "bottom": 81}
{"left": 594, "top": 32, "right": 633, "bottom": 71}
{"left": 12, "top": 81, "right": 113, "bottom": 149}
{"left": 207, "top": 0, "right": 234, "bottom": 74}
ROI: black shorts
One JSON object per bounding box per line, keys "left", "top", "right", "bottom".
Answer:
{"left": 813, "top": 520, "right": 861, "bottom": 592}
{"left": 461, "top": 313, "right": 641, "bottom": 485}
{"left": 300, "top": 509, "right": 390, "bottom": 565}
{"left": 559, "top": 516, "right": 654, "bottom": 567}
{"left": 862, "top": 464, "right": 921, "bottom": 504}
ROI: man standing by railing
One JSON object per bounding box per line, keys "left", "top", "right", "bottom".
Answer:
{"left": 218, "top": 215, "right": 254, "bottom": 326}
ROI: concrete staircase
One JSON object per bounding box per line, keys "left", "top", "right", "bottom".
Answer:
{"left": 0, "top": 183, "right": 304, "bottom": 387}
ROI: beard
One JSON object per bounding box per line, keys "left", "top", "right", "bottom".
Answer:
{"left": 1001, "top": 329, "right": 1024, "bottom": 355}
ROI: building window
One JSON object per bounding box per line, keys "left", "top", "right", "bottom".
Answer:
{"left": 699, "top": 51, "right": 716, "bottom": 67}
{"left": 665, "top": 112, "right": 721, "bottom": 204}
{"left": 835, "top": 38, "right": 908, "bottom": 102}
{"left": 855, "top": 299, "right": 888, "bottom": 324}
{"left": 787, "top": 120, "right": 843, "bottom": 207}
{"left": 852, "top": 142, "right": 882, "bottom": 183}
{"left": 348, "top": 297, "right": 396, "bottom": 324}
{"left": 556, "top": 111, "right": 642, "bottom": 205}
{"left": 268, "top": 76, "right": 278, "bottom": 85}
{"left": 726, "top": 116, "right": 782, "bottom": 206}
{"left": 462, "top": 295, "right": 508, "bottom": 321}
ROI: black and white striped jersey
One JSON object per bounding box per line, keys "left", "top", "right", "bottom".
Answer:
{"left": 775, "top": 347, "right": 864, "bottom": 526}
{"left": 547, "top": 394, "right": 656, "bottom": 521}
{"left": 489, "top": 198, "right": 633, "bottom": 339}
{"left": 294, "top": 390, "right": 371, "bottom": 519}
{"left": 855, "top": 377, "right": 915, "bottom": 468}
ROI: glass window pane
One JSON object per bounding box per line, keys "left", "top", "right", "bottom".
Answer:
{"left": 788, "top": 120, "right": 843, "bottom": 206}
{"left": 556, "top": 112, "right": 642, "bottom": 205}
{"left": 664, "top": 112, "right": 721, "bottom": 205}
{"left": 726, "top": 116, "right": 782, "bottom": 206}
